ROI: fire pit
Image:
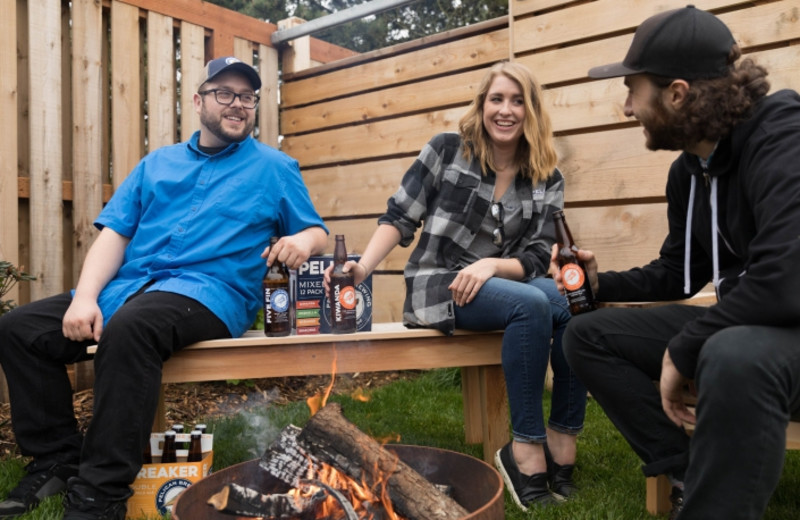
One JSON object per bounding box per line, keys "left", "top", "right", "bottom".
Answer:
{"left": 172, "top": 444, "right": 504, "bottom": 519}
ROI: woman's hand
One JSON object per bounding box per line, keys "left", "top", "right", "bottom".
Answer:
{"left": 448, "top": 259, "right": 497, "bottom": 306}
{"left": 322, "top": 260, "right": 367, "bottom": 299}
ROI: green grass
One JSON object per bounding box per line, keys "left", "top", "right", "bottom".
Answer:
{"left": 2, "top": 369, "right": 800, "bottom": 519}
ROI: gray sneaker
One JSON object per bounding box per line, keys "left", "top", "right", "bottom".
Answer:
{"left": 0, "top": 460, "right": 78, "bottom": 518}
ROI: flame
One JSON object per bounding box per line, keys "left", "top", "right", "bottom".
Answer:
{"left": 298, "top": 350, "right": 406, "bottom": 519}
{"left": 288, "top": 460, "right": 406, "bottom": 519}
{"left": 307, "top": 349, "right": 338, "bottom": 416}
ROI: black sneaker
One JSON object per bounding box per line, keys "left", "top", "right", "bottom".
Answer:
{"left": 494, "top": 442, "right": 562, "bottom": 511}
{"left": 669, "top": 486, "right": 684, "bottom": 520}
{"left": 0, "top": 460, "right": 78, "bottom": 518}
{"left": 544, "top": 443, "right": 577, "bottom": 499}
{"left": 63, "top": 478, "right": 127, "bottom": 520}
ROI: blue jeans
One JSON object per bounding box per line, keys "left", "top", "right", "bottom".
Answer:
{"left": 453, "top": 276, "right": 586, "bottom": 443}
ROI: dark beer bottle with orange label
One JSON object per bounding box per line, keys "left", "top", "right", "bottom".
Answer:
{"left": 553, "top": 210, "right": 597, "bottom": 315}
{"left": 330, "top": 234, "right": 357, "bottom": 334}
{"left": 264, "top": 236, "right": 292, "bottom": 337}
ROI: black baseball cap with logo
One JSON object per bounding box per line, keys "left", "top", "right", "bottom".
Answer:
{"left": 588, "top": 5, "right": 736, "bottom": 80}
{"left": 198, "top": 56, "right": 261, "bottom": 91}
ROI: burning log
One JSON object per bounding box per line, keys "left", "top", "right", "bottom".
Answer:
{"left": 206, "top": 481, "right": 325, "bottom": 517}
{"left": 298, "top": 403, "right": 470, "bottom": 520}
{"left": 207, "top": 480, "right": 362, "bottom": 519}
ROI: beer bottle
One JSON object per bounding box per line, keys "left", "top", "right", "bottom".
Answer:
{"left": 161, "top": 430, "right": 178, "bottom": 463}
{"left": 553, "top": 210, "right": 597, "bottom": 315}
{"left": 263, "top": 236, "right": 292, "bottom": 337}
{"left": 194, "top": 423, "right": 207, "bottom": 434}
{"left": 142, "top": 434, "right": 153, "bottom": 464}
{"left": 187, "top": 429, "right": 204, "bottom": 462}
{"left": 330, "top": 234, "right": 357, "bottom": 334}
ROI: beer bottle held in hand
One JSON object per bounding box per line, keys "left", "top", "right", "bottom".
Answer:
{"left": 553, "top": 210, "right": 597, "bottom": 315}
{"left": 264, "top": 236, "right": 292, "bottom": 337}
{"left": 330, "top": 234, "right": 357, "bottom": 334}
{"left": 161, "top": 430, "right": 177, "bottom": 463}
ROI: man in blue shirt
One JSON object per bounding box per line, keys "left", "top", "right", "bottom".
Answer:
{"left": 0, "top": 56, "right": 328, "bottom": 519}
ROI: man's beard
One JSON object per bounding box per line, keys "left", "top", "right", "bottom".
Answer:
{"left": 200, "top": 108, "right": 255, "bottom": 144}
{"left": 641, "top": 95, "right": 690, "bottom": 152}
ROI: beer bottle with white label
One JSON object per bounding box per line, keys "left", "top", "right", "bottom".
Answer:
{"left": 330, "top": 235, "right": 357, "bottom": 334}
{"left": 264, "top": 236, "right": 292, "bottom": 337}
{"left": 553, "top": 210, "right": 597, "bottom": 315}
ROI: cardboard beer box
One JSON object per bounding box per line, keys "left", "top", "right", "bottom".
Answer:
{"left": 295, "top": 254, "right": 373, "bottom": 334}
{"left": 126, "top": 432, "right": 213, "bottom": 519}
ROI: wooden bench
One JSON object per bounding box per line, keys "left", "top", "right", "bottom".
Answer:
{"left": 91, "top": 323, "right": 508, "bottom": 464}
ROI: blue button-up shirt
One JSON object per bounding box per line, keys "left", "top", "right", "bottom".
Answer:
{"left": 92, "top": 132, "right": 327, "bottom": 337}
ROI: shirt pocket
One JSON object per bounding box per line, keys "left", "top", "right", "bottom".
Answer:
{"left": 437, "top": 169, "right": 480, "bottom": 214}
{"left": 212, "top": 175, "right": 271, "bottom": 226}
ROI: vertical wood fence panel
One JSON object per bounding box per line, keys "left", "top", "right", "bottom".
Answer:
{"left": 146, "top": 11, "right": 175, "bottom": 152}
{"left": 71, "top": 0, "right": 105, "bottom": 281}
{"left": 0, "top": 2, "right": 19, "bottom": 289}
{"left": 27, "top": 0, "right": 64, "bottom": 300}
{"left": 179, "top": 22, "right": 205, "bottom": 142}
{"left": 258, "top": 44, "right": 279, "bottom": 148}
{"left": 111, "top": 0, "right": 144, "bottom": 189}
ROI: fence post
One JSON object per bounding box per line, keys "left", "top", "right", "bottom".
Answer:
{"left": 278, "top": 17, "right": 312, "bottom": 74}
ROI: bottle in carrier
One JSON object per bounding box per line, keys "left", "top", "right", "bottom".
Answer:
{"left": 263, "top": 236, "right": 292, "bottom": 337}
{"left": 161, "top": 430, "right": 177, "bottom": 463}
{"left": 187, "top": 429, "right": 204, "bottom": 462}
{"left": 330, "top": 234, "right": 357, "bottom": 334}
{"left": 553, "top": 210, "right": 597, "bottom": 315}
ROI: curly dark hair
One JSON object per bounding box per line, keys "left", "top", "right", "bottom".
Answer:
{"left": 649, "top": 45, "right": 770, "bottom": 143}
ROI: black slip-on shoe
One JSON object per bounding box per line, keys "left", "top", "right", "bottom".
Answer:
{"left": 544, "top": 442, "right": 578, "bottom": 499}
{"left": 494, "top": 442, "right": 562, "bottom": 511}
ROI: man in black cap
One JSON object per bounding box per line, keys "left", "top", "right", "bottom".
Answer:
{"left": 556, "top": 6, "right": 800, "bottom": 519}
{"left": 0, "top": 56, "right": 327, "bottom": 519}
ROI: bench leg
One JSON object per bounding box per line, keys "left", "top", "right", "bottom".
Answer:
{"left": 461, "top": 366, "right": 509, "bottom": 464}
{"left": 480, "top": 364, "right": 509, "bottom": 463}
{"left": 152, "top": 387, "right": 167, "bottom": 433}
{"left": 461, "top": 367, "right": 483, "bottom": 444}
{"left": 646, "top": 474, "right": 673, "bottom": 515}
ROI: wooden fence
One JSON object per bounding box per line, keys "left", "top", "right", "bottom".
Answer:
{"left": 2, "top": 0, "right": 799, "bottom": 394}
{"left": 283, "top": 0, "right": 800, "bottom": 322}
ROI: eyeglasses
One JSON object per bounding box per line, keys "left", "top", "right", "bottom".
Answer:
{"left": 491, "top": 201, "right": 505, "bottom": 247}
{"left": 198, "top": 88, "right": 260, "bottom": 109}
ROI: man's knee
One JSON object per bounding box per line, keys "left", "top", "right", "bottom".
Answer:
{"left": 563, "top": 310, "right": 607, "bottom": 364}
{"left": 697, "top": 326, "right": 777, "bottom": 390}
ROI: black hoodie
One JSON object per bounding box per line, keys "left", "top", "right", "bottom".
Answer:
{"left": 597, "top": 89, "right": 800, "bottom": 378}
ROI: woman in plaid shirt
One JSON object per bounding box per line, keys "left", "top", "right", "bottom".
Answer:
{"left": 326, "top": 62, "right": 587, "bottom": 510}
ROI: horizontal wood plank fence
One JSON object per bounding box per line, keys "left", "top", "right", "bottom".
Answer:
{"left": 2, "top": 0, "right": 799, "bottom": 398}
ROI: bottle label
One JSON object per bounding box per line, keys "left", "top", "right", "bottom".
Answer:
{"left": 337, "top": 285, "right": 357, "bottom": 310}
{"left": 269, "top": 289, "right": 290, "bottom": 313}
{"left": 561, "top": 263, "right": 586, "bottom": 291}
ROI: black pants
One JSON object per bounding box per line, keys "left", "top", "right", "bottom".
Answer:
{"left": 563, "top": 304, "right": 800, "bottom": 520}
{"left": 0, "top": 290, "right": 229, "bottom": 499}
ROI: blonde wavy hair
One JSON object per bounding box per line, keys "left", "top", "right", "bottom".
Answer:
{"left": 458, "top": 61, "right": 558, "bottom": 184}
